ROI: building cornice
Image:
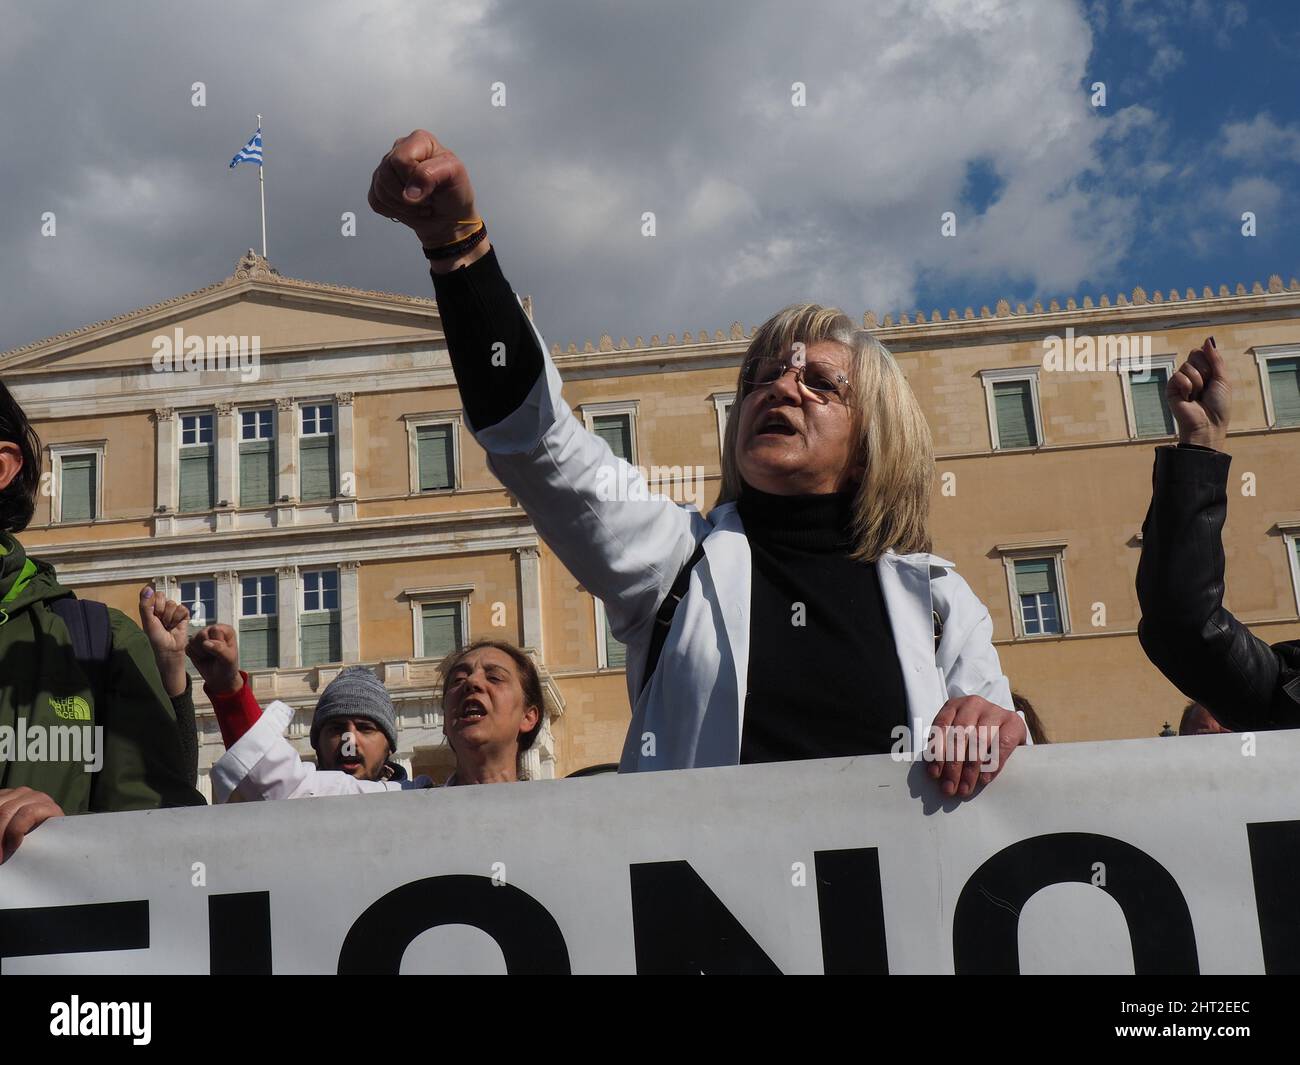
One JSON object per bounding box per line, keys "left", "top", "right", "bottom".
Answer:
{"left": 26, "top": 506, "right": 538, "bottom": 583}
{"left": 550, "top": 275, "right": 1300, "bottom": 362}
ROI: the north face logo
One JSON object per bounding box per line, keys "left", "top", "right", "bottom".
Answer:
{"left": 49, "top": 695, "right": 91, "bottom": 721}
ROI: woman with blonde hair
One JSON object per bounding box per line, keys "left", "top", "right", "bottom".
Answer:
{"left": 369, "top": 129, "right": 1027, "bottom": 799}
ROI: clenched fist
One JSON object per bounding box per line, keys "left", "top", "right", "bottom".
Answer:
{"left": 186, "top": 623, "right": 243, "bottom": 695}
{"left": 368, "top": 130, "right": 487, "bottom": 267}
{"left": 1167, "top": 336, "right": 1230, "bottom": 451}
{"left": 138, "top": 585, "right": 191, "bottom": 697}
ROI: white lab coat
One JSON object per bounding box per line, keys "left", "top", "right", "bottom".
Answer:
{"left": 469, "top": 300, "right": 1017, "bottom": 773}
{"left": 210, "top": 701, "right": 421, "bottom": 803}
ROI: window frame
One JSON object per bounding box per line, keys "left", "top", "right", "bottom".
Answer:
{"left": 237, "top": 405, "right": 276, "bottom": 508}
{"left": 594, "top": 595, "right": 627, "bottom": 670}
{"left": 239, "top": 407, "right": 275, "bottom": 442}
{"left": 403, "top": 411, "right": 463, "bottom": 495}
{"left": 996, "top": 543, "right": 1071, "bottom": 639}
{"left": 238, "top": 573, "right": 279, "bottom": 671}
{"left": 177, "top": 408, "right": 217, "bottom": 513}
{"left": 299, "top": 402, "right": 336, "bottom": 438}
{"left": 297, "top": 399, "right": 339, "bottom": 502}
{"left": 405, "top": 586, "right": 473, "bottom": 660}
{"left": 710, "top": 391, "right": 736, "bottom": 461}
{"left": 980, "top": 367, "right": 1044, "bottom": 451}
{"left": 1282, "top": 524, "right": 1300, "bottom": 618}
{"left": 1117, "top": 353, "right": 1178, "bottom": 439}
{"left": 301, "top": 568, "right": 341, "bottom": 613}
{"left": 1254, "top": 345, "right": 1300, "bottom": 428}
{"left": 176, "top": 576, "right": 218, "bottom": 629}
{"left": 47, "top": 441, "right": 106, "bottom": 524}
{"left": 580, "top": 400, "right": 640, "bottom": 467}
{"left": 239, "top": 573, "right": 278, "bottom": 618}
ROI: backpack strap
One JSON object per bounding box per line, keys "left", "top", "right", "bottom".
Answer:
{"left": 639, "top": 540, "right": 707, "bottom": 697}
{"left": 51, "top": 597, "right": 113, "bottom": 707}
{"left": 51, "top": 596, "right": 112, "bottom": 664}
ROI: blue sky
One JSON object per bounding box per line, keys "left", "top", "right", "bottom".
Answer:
{"left": 1, "top": 0, "right": 1297, "bottom": 355}
{"left": 928, "top": 0, "right": 1300, "bottom": 320}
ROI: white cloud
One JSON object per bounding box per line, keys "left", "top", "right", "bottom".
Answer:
{"left": 1222, "top": 113, "right": 1300, "bottom": 164}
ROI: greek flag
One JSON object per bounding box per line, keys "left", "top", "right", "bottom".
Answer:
{"left": 229, "top": 128, "right": 263, "bottom": 168}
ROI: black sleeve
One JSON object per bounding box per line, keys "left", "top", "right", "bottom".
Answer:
{"left": 1136, "top": 444, "right": 1298, "bottom": 729}
{"left": 429, "top": 246, "right": 545, "bottom": 430}
{"left": 170, "top": 673, "right": 199, "bottom": 788}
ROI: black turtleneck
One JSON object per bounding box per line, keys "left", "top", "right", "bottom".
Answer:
{"left": 736, "top": 486, "right": 908, "bottom": 763}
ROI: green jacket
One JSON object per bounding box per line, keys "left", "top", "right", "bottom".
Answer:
{"left": 0, "top": 532, "right": 205, "bottom": 813}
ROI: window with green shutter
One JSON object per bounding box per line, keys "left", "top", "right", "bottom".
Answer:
{"left": 1013, "top": 558, "right": 1062, "bottom": 636}
{"left": 592, "top": 414, "right": 633, "bottom": 462}
{"left": 239, "top": 574, "right": 278, "bottom": 670}
{"left": 420, "top": 600, "right": 463, "bottom": 660}
{"left": 239, "top": 409, "right": 275, "bottom": 507}
{"left": 417, "top": 423, "right": 455, "bottom": 491}
{"left": 992, "top": 379, "right": 1038, "bottom": 449}
{"left": 59, "top": 453, "right": 96, "bottom": 522}
{"left": 1130, "top": 367, "right": 1175, "bottom": 437}
{"left": 300, "top": 569, "right": 340, "bottom": 667}
{"left": 178, "top": 413, "right": 215, "bottom": 512}
{"left": 1267, "top": 357, "right": 1300, "bottom": 426}
{"left": 601, "top": 602, "right": 626, "bottom": 668}
{"left": 299, "top": 434, "right": 337, "bottom": 501}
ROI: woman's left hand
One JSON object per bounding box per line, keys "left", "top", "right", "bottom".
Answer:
{"left": 926, "top": 695, "right": 1027, "bottom": 798}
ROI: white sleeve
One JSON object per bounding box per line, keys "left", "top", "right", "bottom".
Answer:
{"left": 932, "top": 570, "right": 1026, "bottom": 739}
{"left": 467, "top": 302, "right": 708, "bottom": 642}
{"left": 210, "top": 701, "right": 403, "bottom": 802}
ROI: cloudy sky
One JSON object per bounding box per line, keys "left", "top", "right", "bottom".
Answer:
{"left": 2, "top": 0, "right": 1297, "bottom": 355}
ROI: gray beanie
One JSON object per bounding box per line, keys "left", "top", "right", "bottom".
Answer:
{"left": 310, "top": 666, "right": 398, "bottom": 753}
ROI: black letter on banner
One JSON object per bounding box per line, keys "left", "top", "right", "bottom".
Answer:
{"left": 952, "top": 832, "right": 1198, "bottom": 974}
{"left": 337, "top": 875, "right": 570, "bottom": 974}
{"left": 0, "top": 900, "right": 148, "bottom": 973}
{"left": 1247, "top": 819, "right": 1300, "bottom": 974}
{"left": 631, "top": 860, "right": 781, "bottom": 974}
{"left": 815, "top": 848, "right": 889, "bottom": 974}
{"left": 209, "top": 891, "right": 272, "bottom": 975}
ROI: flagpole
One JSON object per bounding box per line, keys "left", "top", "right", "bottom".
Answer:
{"left": 257, "top": 113, "right": 267, "bottom": 258}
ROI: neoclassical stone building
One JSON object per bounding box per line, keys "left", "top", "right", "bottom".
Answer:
{"left": 3, "top": 253, "right": 1298, "bottom": 795}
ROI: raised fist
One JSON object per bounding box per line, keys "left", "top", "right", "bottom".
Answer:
{"left": 138, "top": 585, "right": 191, "bottom": 697}
{"left": 185, "top": 623, "right": 243, "bottom": 695}
{"left": 1167, "top": 336, "right": 1230, "bottom": 451}
{"left": 368, "top": 130, "right": 480, "bottom": 250}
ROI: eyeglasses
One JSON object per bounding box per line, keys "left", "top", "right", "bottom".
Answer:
{"left": 740, "top": 355, "right": 850, "bottom": 401}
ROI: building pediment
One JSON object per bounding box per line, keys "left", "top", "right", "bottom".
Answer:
{"left": 0, "top": 250, "right": 445, "bottom": 376}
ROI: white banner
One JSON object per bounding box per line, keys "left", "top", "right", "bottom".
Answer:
{"left": 2, "top": 732, "right": 1297, "bottom": 974}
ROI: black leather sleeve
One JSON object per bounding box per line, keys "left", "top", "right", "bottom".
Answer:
{"left": 429, "top": 246, "right": 545, "bottom": 431}
{"left": 1136, "top": 444, "right": 1300, "bottom": 730}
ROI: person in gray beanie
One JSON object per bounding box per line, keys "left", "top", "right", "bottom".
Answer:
{"left": 311, "top": 666, "right": 408, "bottom": 783}
{"left": 188, "top": 624, "right": 434, "bottom": 802}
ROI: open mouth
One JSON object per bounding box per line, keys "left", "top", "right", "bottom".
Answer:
{"left": 338, "top": 757, "right": 363, "bottom": 771}
{"left": 756, "top": 415, "right": 797, "bottom": 437}
{"left": 457, "top": 698, "right": 489, "bottom": 724}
